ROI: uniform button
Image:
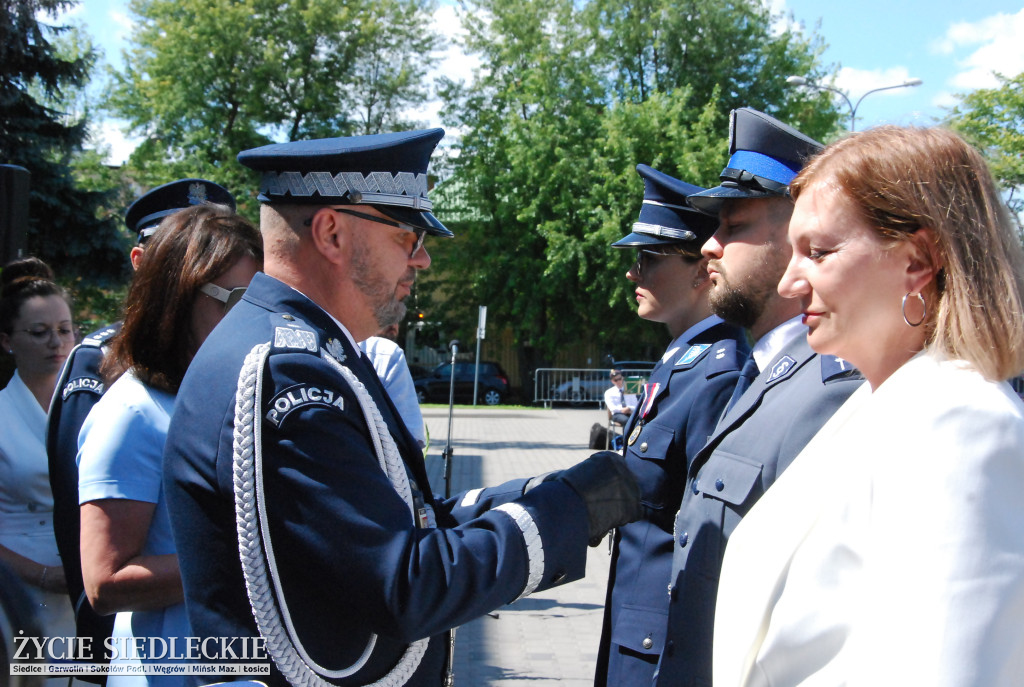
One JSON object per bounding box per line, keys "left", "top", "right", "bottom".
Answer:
{"left": 282, "top": 314, "right": 295, "bottom": 321}
{"left": 642, "top": 637, "right": 653, "bottom": 650}
{"left": 666, "top": 639, "right": 674, "bottom": 653}
{"left": 715, "top": 478, "right": 725, "bottom": 491}
{"left": 678, "top": 531, "right": 688, "bottom": 547}
{"left": 691, "top": 479, "right": 699, "bottom": 495}
{"left": 639, "top": 442, "right": 648, "bottom": 453}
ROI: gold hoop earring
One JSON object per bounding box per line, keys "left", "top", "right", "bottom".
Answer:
{"left": 902, "top": 292, "right": 927, "bottom": 327}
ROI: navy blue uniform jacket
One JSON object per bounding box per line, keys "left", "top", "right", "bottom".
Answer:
{"left": 163, "top": 273, "right": 590, "bottom": 687}
{"left": 45, "top": 325, "right": 119, "bottom": 679}
{"left": 595, "top": 317, "right": 747, "bottom": 687}
{"left": 653, "top": 332, "right": 863, "bottom": 686}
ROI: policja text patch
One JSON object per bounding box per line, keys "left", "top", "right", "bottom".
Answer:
{"left": 265, "top": 383, "right": 345, "bottom": 427}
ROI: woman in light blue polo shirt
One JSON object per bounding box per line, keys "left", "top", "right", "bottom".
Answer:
{"left": 77, "top": 205, "right": 261, "bottom": 686}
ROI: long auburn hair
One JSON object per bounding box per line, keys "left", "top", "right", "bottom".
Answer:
{"left": 790, "top": 125, "right": 1024, "bottom": 381}
{"left": 103, "top": 205, "right": 262, "bottom": 392}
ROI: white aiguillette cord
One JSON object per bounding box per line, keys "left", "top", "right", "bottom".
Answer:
{"left": 232, "top": 342, "right": 428, "bottom": 686}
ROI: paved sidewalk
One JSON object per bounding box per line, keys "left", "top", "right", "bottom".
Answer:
{"left": 422, "top": 405, "right": 612, "bottom": 686}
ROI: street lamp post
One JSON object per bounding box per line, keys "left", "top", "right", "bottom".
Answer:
{"left": 786, "top": 75, "right": 923, "bottom": 131}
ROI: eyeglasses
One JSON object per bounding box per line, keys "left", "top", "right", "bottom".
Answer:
{"left": 199, "top": 283, "right": 247, "bottom": 312}
{"left": 632, "top": 249, "right": 674, "bottom": 278}
{"left": 309, "top": 207, "right": 427, "bottom": 258}
{"left": 14, "top": 326, "right": 75, "bottom": 342}
{"left": 631, "top": 248, "right": 698, "bottom": 277}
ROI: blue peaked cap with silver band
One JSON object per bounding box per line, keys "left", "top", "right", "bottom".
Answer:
{"left": 687, "top": 108, "right": 823, "bottom": 216}
{"left": 612, "top": 164, "right": 719, "bottom": 250}
{"left": 237, "top": 128, "right": 453, "bottom": 238}
{"left": 125, "top": 178, "right": 236, "bottom": 242}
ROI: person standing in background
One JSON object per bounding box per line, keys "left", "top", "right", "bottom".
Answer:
{"left": 77, "top": 205, "right": 261, "bottom": 685}
{"left": 714, "top": 125, "right": 1024, "bottom": 687}
{"left": 654, "top": 109, "right": 863, "bottom": 686}
{"left": 0, "top": 256, "right": 75, "bottom": 637}
{"left": 595, "top": 165, "right": 747, "bottom": 686}
{"left": 45, "top": 179, "right": 235, "bottom": 675}
{"left": 360, "top": 322, "right": 426, "bottom": 448}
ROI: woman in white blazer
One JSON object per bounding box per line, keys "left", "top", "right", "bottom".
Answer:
{"left": 713, "top": 126, "right": 1024, "bottom": 687}
{"left": 0, "top": 258, "right": 75, "bottom": 636}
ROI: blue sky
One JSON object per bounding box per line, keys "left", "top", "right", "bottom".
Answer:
{"left": 55, "top": 0, "right": 1024, "bottom": 163}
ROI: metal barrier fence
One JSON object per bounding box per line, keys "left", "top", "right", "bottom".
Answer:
{"left": 533, "top": 367, "right": 652, "bottom": 408}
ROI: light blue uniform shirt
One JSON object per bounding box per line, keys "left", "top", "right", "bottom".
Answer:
{"left": 78, "top": 371, "right": 188, "bottom": 687}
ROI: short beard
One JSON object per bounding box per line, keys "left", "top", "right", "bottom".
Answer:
{"left": 708, "top": 248, "right": 787, "bottom": 330}
{"left": 350, "top": 242, "right": 409, "bottom": 330}
{"left": 708, "top": 279, "right": 765, "bottom": 330}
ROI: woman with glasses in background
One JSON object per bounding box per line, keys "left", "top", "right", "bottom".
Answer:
{"left": 77, "top": 205, "right": 261, "bottom": 685}
{"left": 0, "top": 256, "right": 76, "bottom": 636}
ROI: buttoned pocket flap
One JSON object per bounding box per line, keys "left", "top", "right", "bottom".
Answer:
{"left": 700, "top": 452, "right": 763, "bottom": 506}
{"left": 611, "top": 605, "right": 668, "bottom": 655}
{"left": 625, "top": 423, "right": 674, "bottom": 463}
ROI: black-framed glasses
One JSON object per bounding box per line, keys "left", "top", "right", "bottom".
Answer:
{"left": 308, "top": 207, "right": 427, "bottom": 258}
{"left": 199, "top": 283, "right": 247, "bottom": 312}
{"left": 13, "top": 326, "right": 75, "bottom": 342}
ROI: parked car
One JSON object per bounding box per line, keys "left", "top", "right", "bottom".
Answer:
{"left": 415, "top": 361, "right": 509, "bottom": 406}
{"left": 407, "top": 364, "right": 432, "bottom": 380}
{"left": 549, "top": 361, "right": 655, "bottom": 406}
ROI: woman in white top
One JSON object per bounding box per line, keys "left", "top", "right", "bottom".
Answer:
{"left": 77, "top": 205, "right": 262, "bottom": 685}
{"left": 0, "top": 257, "right": 75, "bottom": 636}
{"left": 713, "top": 126, "right": 1024, "bottom": 686}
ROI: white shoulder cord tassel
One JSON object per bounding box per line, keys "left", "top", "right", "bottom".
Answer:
{"left": 233, "top": 342, "right": 428, "bottom": 686}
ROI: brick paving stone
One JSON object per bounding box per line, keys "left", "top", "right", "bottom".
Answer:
{"left": 423, "top": 406, "right": 612, "bottom": 686}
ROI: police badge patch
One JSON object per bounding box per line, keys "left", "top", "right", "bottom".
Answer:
{"left": 265, "top": 384, "right": 345, "bottom": 427}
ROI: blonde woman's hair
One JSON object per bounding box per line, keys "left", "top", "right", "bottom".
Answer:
{"left": 790, "top": 125, "right": 1024, "bottom": 381}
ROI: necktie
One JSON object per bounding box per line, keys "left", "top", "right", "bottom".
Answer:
{"left": 724, "top": 355, "right": 759, "bottom": 415}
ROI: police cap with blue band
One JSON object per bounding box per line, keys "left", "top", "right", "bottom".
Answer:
{"left": 687, "top": 108, "right": 823, "bottom": 216}
{"left": 125, "top": 178, "right": 236, "bottom": 243}
{"left": 236, "top": 128, "right": 453, "bottom": 238}
{"left": 612, "top": 164, "right": 719, "bottom": 251}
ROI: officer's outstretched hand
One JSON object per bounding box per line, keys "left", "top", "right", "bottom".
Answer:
{"left": 556, "top": 451, "right": 641, "bottom": 546}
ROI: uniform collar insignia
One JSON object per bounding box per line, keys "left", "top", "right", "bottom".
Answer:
{"left": 676, "top": 343, "right": 711, "bottom": 366}
{"left": 324, "top": 337, "right": 346, "bottom": 363}
{"left": 767, "top": 355, "right": 797, "bottom": 382}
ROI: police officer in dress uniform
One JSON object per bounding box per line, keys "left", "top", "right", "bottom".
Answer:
{"left": 594, "top": 165, "right": 749, "bottom": 687}
{"left": 651, "top": 109, "right": 864, "bottom": 687}
{"left": 161, "top": 129, "right": 642, "bottom": 687}
{"left": 44, "top": 178, "right": 235, "bottom": 679}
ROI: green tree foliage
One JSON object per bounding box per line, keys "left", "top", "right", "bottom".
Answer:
{"left": 0, "top": 0, "right": 130, "bottom": 285}
{"left": 108, "top": 0, "right": 442, "bottom": 218}
{"left": 432, "top": 0, "right": 838, "bottom": 366}
{"left": 947, "top": 72, "right": 1024, "bottom": 221}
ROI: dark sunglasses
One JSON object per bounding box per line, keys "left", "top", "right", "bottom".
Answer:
{"left": 306, "top": 207, "right": 427, "bottom": 258}
{"left": 199, "top": 283, "right": 247, "bottom": 312}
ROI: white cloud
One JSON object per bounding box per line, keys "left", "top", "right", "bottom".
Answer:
{"left": 832, "top": 66, "right": 923, "bottom": 101}
{"left": 933, "top": 9, "right": 1024, "bottom": 90}
{"left": 90, "top": 119, "right": 141, "bottom": 166}
{"left": 406, "top": 3, "right": 480, "bottom": 131}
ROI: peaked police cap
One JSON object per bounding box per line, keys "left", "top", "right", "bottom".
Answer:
{"left": 125, "top": 178, "right": 236, "bottom": 242}
{"left": 612, "top": 165, "right": 718, "bottom": 250}
{"left": 237, "top": 128, "right": 452, "bottom": 238}
{"left": 688, "top": 108, "right": 823, "bottom": 216}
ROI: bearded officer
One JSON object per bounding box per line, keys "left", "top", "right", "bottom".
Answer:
{"left": 594, "top": 164, "right": 748, "bottom": 687}
{"left": 162, "top": 129, "right": 641, "bottom": 687}
{"left": 652, "top": 109, "right": 864, "bottom": 686}
{"left": 44, "top": 178, "right": 234, "bottom": 680}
